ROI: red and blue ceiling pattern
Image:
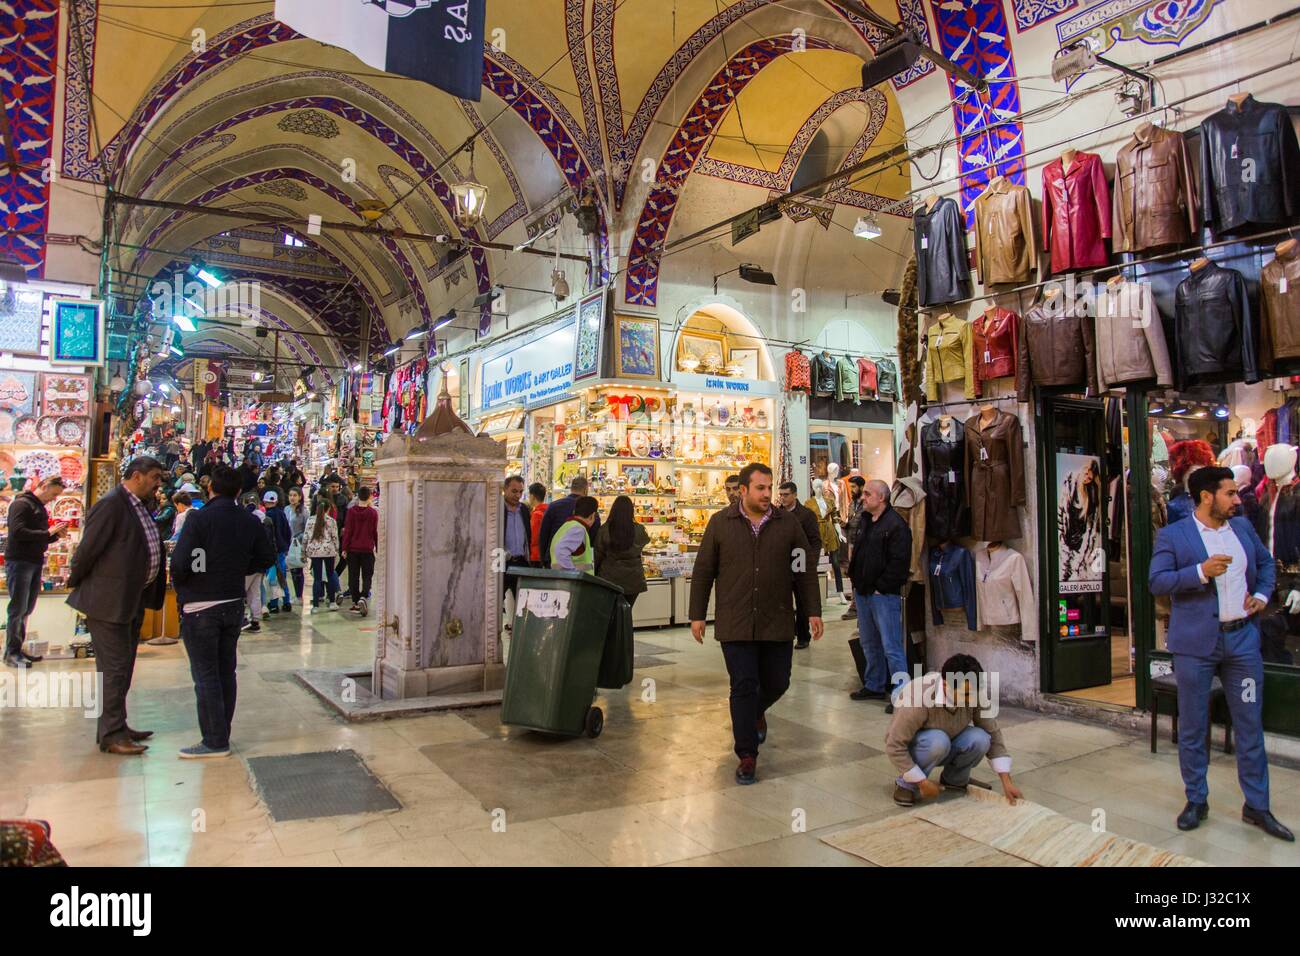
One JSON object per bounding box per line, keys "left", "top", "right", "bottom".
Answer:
{"left": 929, "top": 0, "right": 1027, "bottom": 229}
{"left": 624, "top": 34, "right": 834, "bottom": 308}
{"left": 0, "top": 0, "right": 59, "bottom": 279}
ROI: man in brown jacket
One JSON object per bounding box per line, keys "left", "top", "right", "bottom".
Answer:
{"left": 690, "top": 463, "right": 822, "bottom": 784}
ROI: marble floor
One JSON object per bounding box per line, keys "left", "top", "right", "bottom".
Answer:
{"left": 3, "top": 602, "right": 1300, "bottom": 867}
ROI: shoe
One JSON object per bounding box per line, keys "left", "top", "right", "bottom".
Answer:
{"left": 1242, "top": 805, "right": 1295, "bottom": 841}
{"left": 349, "top": 603, "right": 360, "bottom": 612}
{"left": 939, "top": 776, "right": 968, "bottom": 793}
{"left": 755, "top": 716, "right": 768, "bottom": 744}
{"left": 308, "top": 605, "right": 317, "bottom": 615}
{"left": 100, "top": 740, "right": 147, "bottom": 756}
{"left": 328, "top": 602, "right": 339, "bottom": 611}
{"left": 358, "top": 598, "right": 368, "bottom": 617}
{"left": 3, "top": 653, "right": 30, "bottom": 669}
{"left": 840, "top": 608, "right": 856, "bottom": 620}
{"left": 884, "top": 704, "right": 894, "bottom": 715}
{"left": 735, "top": 756, "right": 757, "bottom": 785}
{"left": 1176, "top": 801, "right": 1208, "bottom": 831}
{"left": 268, "top": 606, "right": 278, "bottom": 615}
{"left": 794, "top": 640, "right": 810, "bottom": 649}
{"left": 850, "top": 687, "right": 887, "bottom": 701}
{"left": 179, "top": 743, "right": 231, "bottom": 760}
{"left": 244, "top": 621, "right": 261, "bottom": 633}
{"left": 19, "top": 649, "right": 42, "bottom": 663}
{"left": 893, "top": 785, "right": 916, "bottom": 807}
{"left": 127, "top": 728, "right": 154, "bottom": 741}
{"left": 261, "top": 608, "right": 271, "bottom": 619}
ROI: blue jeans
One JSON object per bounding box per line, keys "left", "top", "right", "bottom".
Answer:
{"left": 896, "top": 727, "right": 991, "bottom": 792}
{"left": 4, "top": 559, "right": 42, "bottom": 656}
{"left": 311, "top": 556, "right": 339, "bottom": 606}
{"left": 268, "top": 552, "right": 291, "bottom": 609}
{"left": 180, "top": 601, "right": 244, "bottom": 749}
{"left": 1174, "top": 619, "right": 1269, "bottom": 810}
{"left": 854, "top": 592, "right": 907, "bottom": 696}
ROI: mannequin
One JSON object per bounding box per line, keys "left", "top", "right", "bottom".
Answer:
{"left": 1227, "top": 91, "right": 1250, "bottom": 107}
{"left": 1190, "top": 257, "right": 1211, "bottom": 272}
{"left": 924, "top": 192, "right": 941, "bottom": 212}
{"left": 1278, "top": 238, "right": 1299, "bottom": 258}
{"left": 1060, "top": 147, "right": 1078, "bottom": 173}
{"left": 1264, "top": 443, "right": 1298, "bottom": 553}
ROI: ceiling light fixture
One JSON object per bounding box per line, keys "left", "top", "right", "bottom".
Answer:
{"left": 383, "top": 343, "right": 401, "bottom": 357}
{"left": 853, "top": 212, "right": 882, "bottom": 239}
{"left": 712, "top": 263, "right": 777, "bottom": 293}
{"left": 405, "top": 321, "right": 430, "bottom": 341}
{"left": 433, "top": 310, "right": 457, "bottom": 332}
{"left": 451, "top": 142, "right": 489, "bottom": 228}
{"left": 473, "top": 285, "right": 503, "bottom": 308}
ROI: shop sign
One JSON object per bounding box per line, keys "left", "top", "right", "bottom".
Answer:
{"left": 671, "top": 370, "right": 778, "bottom": 397}
{"left": 480, "top": 320, "right": 575, "bottom": 410}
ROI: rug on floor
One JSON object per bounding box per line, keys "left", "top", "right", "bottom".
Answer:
{"left": 820, "top": 787, "right": 1205, "bottom": 867}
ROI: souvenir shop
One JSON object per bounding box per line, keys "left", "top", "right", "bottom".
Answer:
{"left": 909, "top": 74, "right": 1300, "bottom": 733}
{"left": 0, "top": 283, "right": 103, "bottom": 650}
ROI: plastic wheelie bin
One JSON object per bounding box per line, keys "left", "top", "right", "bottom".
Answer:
{"left": 501, "top": 567, "right": 624, "bottom": 737}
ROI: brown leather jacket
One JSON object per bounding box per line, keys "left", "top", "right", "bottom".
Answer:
{"left": 1113, "top": 124, "right": 1198, "bottom": 253}
{"left": 1016, "top": 298, "right": 1096, "bottom": 401}
{"left": 1261, "top": 244, "right": 1300, "bottom": 369}
{"left": 974, "top": 179, "right": 1035, "bottom": 285}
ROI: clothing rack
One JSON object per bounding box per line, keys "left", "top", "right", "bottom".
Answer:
{"left": 921, "top": 394, "right": 1020, "bottom": 413}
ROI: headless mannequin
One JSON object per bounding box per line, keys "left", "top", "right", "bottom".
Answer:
{"left": 1190, "top": 256, "right": 1211, "bottom": 273}
{"left": 978, "top": 404, "right": 998, "bottom": 429}
{"left": 1277, "top": 238, "right": 1299, "bottom": 258}
{"left": 1227, "top": 92, "right": 1250, "bottom": 107}
{"left": 925, "top": 192, "right": 941, "bottom": 213}
{"left": 1263, "top": 444, "right": 1300, "bottom": 613}
{"left": 1060, "top": 147, "right": 1078, "bottom": 173}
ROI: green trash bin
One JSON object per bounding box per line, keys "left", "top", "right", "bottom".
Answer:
{"left": 502, "top": 567, "right": 623, "bottom": 737}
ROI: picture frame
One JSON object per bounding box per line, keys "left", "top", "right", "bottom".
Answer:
{"left": 676, "top": 329, "right": 728, "bottom": 374}
{"left": 0, "top": 286, "right": 45, "bottom": 356}
{"left": 48, "top": 298, "right": 105, "bottom": 367}
{"left": 620, "top": 463, "right": 655, "bottom": 485}
{"left": 615, "top": 314, "right": 660, "bottom": 380}
{"left": 574, "top": 290, "right": 605, "bottom": 382}
{"left": 458, "top": 357, "right": 470, "bottom": 417}
{"left": 729, "top": 346, "right": 759, "bottom": 379}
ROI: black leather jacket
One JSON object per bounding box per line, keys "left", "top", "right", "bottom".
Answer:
{"left": 1173, "top": 262, "right": 1259, "bottom": 388}
{"left": 914, "top": 197, "right": 970, "bottom": 306}
{"left": 1199, "top": 95, "right": 1300, "bottom": 236}
{"left": 813, "top": 353, "right": 838, "bottom": 396}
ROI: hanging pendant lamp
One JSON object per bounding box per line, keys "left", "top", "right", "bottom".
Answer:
{"left": 452, "top": 142, "right": 489, "bottom": 229}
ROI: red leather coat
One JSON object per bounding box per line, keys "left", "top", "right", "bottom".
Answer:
{"left": 1042, "top": 152, "right": 1112, "bottom": 274}
{"left": 972, "top": 307, "right": 1019, "bottom": 396}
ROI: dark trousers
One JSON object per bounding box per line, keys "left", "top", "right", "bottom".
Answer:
{"left": 720, "top": 640, "right": 794, "bottom": 759}
{"left": 347, "top": 551, "right": 375, "bottom": 603}
{"left": 4, "top": 559, "right": 42, "bottom": 656}
{"left": 89, "top": 609, "right": 145, "bottom": 745}
{"left": 289, "top": 566, "right": 305, "bottom": 600}
{"left": 311, "top": 556, "right": 338, "bottom": 605}
{"left": 503, "top": 556, "right": 531, "bottom": 606}
{"left": 180, "top": 601, "right": 244, "bottom": 750}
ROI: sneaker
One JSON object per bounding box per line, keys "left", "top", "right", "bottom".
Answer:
{"left": 261, "top": 608, "right": 271, "bottom": 619}
{"left": 244, "top": 621, "right": 261, "bottom": 633}
{"left": 357, "top": 598, "right": 368, "bottom": 617}
{"left": 349, "top": 603, "right": 360, "bottom": 612}
{"left": 735, "top": 756, "right": 757, "bottom": 785}
{"left": 308, "top": 605, "right": 317, "bottom": 615}
{"left": 179, "top": 743, "right": 231, "bottom": 760}
{"left": 268, "top": 606, "right": 279, "bottom": 615}
{"left": 328, "top": 602, "right": 339, "bottom": 611}
{"left": 755, "top": 716, "right": 768, "bottom": 744}
{"left": 893, "top": 785, "right": 916, "bottom": 807}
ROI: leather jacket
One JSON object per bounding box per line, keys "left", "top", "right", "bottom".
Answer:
{"left": 813, "top": 352, "right": 838, "bottom": 396}
{"left": 1199, "top": 95, "right": 1300, "bottom": 236}
{"left": 1042, "top": 152, "right": 1111, "bottom": 274}
{"left": 1094, "top": 280, "right": 1174, "bottom": 390}
{"left": 914, "top": 196, "right": 970, "bottom": 306}
{"left": 974, "top": 179, "right": 1035, "bottom": 285}
{"left": 1016, "top": 298, "right": 1096, "bottom": 401}
{"left": 1261, "top": 244, "right": 1300, "bottom": 369}
{"left": 1113, "top": 124, "right": 1198, "bottom": 252}
{"left": 972, "top": 307, "right": 1019, "bottom": 396}
{"left": 1172, "top": 261, "right": 1259, "bottom": 387}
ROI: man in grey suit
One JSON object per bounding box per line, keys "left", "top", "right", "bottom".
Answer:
{"left": 67, "top": 456, "right": 167, "bottom": 755}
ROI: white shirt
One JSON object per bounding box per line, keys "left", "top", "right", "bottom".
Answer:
{"left": 1193, "top": 516, "right": 1266, "bottom": 623}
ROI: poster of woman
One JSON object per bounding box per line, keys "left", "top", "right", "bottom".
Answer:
{"left": 1057, "top": 453, "right": 1104, "bottom": 593}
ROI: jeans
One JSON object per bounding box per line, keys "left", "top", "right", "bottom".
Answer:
{"left": 896, "top": 726, "right": 991, "bottom": 792}
{"left": 311, "top": 556, "right": 339, "bottom": 606}
{"left": 347, "top": 551, "right": 375, "bottom": 603}
{"left": 854, "top": 592, "right": 907, "bottom": 696}
{"left": 268, "top": 552, "right": 291, "bottom": 609}
{"left": 1174, "top": 620, "right": 1269, "bottom": 810}
{"left": 4, "top": 559, "right": 43, "bottom": 656}
{"left": 720, "top": 641, "right": 794, "bottom": 759}
{"left": 180, "top": 601, "right": 244, "bottom": 749}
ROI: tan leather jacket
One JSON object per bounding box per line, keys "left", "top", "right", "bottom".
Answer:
{"left": 1261, "top": 244, "right": 1300, "bottom": 369}
{"left": 974, "top": 179, "right": 1035, "bottom": 285}
{"left": 1094, "top": 280, "right": 1175, "bottom": 390}
{"left": 1113, "top": 124, "right": 1198, "bottom": 253}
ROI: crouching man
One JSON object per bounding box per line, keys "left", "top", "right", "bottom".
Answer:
{"left": 884, "top": 654, "right": 1023, "bottom": 807}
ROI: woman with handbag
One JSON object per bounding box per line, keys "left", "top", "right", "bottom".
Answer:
{"left": 304, "top": 498, "right": 340, "bottom": 613}
{"left": 285, "top": 487, "right": 309, "bottom": 605}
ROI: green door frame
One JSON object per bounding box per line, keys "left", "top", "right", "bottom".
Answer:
{"left": 1126, "top": 388, "right": 1154, "bottom": 709}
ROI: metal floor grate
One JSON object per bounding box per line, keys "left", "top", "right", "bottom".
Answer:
{"left": 247, "top": 749, "right": 402, "bottom": 822}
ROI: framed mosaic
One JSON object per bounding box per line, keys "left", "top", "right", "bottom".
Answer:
{"left": 48, "top": 298, "right": 105, "bottom": 367}
{"left": 615, "top": 314, "right": 660, "bottom": 380}
{"left": 0, "top": 286, "right": 45, "bottom": 355}
{"left": 0, "top": 370, "right": 38, "bottom": 420}
{"left": 40, "top": 373, "right": 92, "bottom": 417}
{"left": 574, "top": 289, "right": 605, "bottom": 381}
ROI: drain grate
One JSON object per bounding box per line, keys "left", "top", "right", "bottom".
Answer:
{"left": 246, "top": 749, "right": 401, "bottom": 822}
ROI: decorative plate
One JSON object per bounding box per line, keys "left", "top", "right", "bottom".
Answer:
{"left": 14, "top": 416, "right": 39, "bottom": 444}
{"left": 56, "top": 417, "right": 87, "bottom": 447}
{"left": 59, "top": 454, "right": 84, "bottom": 486}
{"left": 0, "top": 411, "right": 13, "bottom": 443}
{"left": 628, "top": 429, "right": 651, "bottom": 459}
{"left": 50, "top": 495, "right": 83, "bottom": 524}
{"left": 18, "top": 451, "right": 60, "bottom": 485}
{"left": 37, "top": 415, "right": 59, "bottom": 444}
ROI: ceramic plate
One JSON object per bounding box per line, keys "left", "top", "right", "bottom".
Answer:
{"left": 37, "top": 415, "right": 59, "bottom": 444}
{"left": 56, "top": 417, "right": 86, "bottom": 447}
{"left": 18, "top": 451, "right": 60, "bottom": 484}
{"left": 59, "top": 454, "right": 84, "bottom": 486}
{"left": 14, "top": 416, "right": 39, "bottom": 444}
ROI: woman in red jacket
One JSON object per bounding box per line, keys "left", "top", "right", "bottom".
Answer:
{"left": 527, "top": 483, "right": 547, "bottom": 564}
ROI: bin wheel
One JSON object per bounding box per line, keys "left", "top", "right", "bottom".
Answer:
{"left": 584, "top": 706, "right": 604, "bottom": 738}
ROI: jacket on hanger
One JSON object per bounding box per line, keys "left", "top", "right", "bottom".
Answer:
{"left": 1261, "top": 244, "right": 1300, "bottom": 371}
{"left": 813, "top": 353, "right": 838, "bottom": 396}
{"left": 924, "top": 314, "right": 975, "bottom": 401}
{"left": 913, "top": 197, "right": 970, "bottom": 307}
{"left": 971, "top": 307, "right": 1019, "bottom": 396}
{"left": 857, "top": 358, "right": 878, "bottom": 398}
{"left": 1094, "top": 280, "right": 1174, "bottom": 390}
{"left": 875, "top": 358, "right": 899, "bottom": 399}
{"left": 1042, "top": 152, "right": 1111, "bottom": 274}
{"left": 1016, "top": 298, "right": 1097, "bottom": 401}
{"left": 835, "top": 356, "right": 860, "bottom": 403}
{"left": 1112, "top": 124, "right": 1198, "bottom": 253}
{"left": 1172, "top": 261, "right": 1260, "bottom": 388}
{"left": 784, "top": 350, "right": 812, "bottom": 392}
{"left": 928, "top": 543, "right": 977, "bottom": 631}
{"left": 921, "top": 417, "right": 968, "bottom": 542}
{"left": 890, "top": 475, "right": 927, "bottom": 583}
{"left": 973, "top": 178, "right": 1035, "bottom": 285}
{"left": 1199, "top": 95, "right": 1300, "bottom": 236}
{"left": 963, "top": 409, "right": 1025, "bottom": 542}
{"left": 975, "top": 546, "right": 1035, "bottom": 636}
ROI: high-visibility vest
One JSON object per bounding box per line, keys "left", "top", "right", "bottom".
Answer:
{"left": 550, "top": 518, "right": 593, "bottom": 571}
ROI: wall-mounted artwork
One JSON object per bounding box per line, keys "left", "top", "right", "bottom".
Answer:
{"left": 676, "top": 329, "right": 727, "bottom": 374}
{"left": 458, "top": 357, "right": 470, "bottom": 418}
{"left": 574, "top": 290, "right": 605, "bottom": 381}
{"left": 0, "top": 287, "right": 45, "bottom": 355}
{"left": 615, "top": 314, "right": 659, "bottom": 380}
{"left": 48, "top": 298, "right": 105, "bottom": 367}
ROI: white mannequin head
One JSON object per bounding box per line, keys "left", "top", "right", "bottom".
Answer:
{"left": 827, "top": 462, "right": 841, "bottom": 483}
{"left": 1264, "top": 444, "right": 1298, "bottom": 482}
{"left": 1231, "top": 464, "right": 1253, "bottom": 490}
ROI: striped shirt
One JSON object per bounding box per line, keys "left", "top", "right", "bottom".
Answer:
{"left": 124, "top": 488, "right": 162, "bottom": 585}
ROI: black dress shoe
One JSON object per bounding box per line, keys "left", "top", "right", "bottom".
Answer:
{"left": 1177, "top": 801, "right": 1209, "bottom": 831}
{"left": 850, "top": 687, "right": 887, "bottom": 701}
{"left": 3, "top": 653, "right": 30, "bottom": 669}
{"left": 127, "top": 728, "right": 154, "bottom": 741}
{"left": 1242, "top": 805, "right": 1296, "bottom": 842}
{"left": 19, "top": 650, "right": 42, "bottom": 663}
{"left": 735, "top": 756, "right": 757, "bottom": 785}
{"left": 794, "top": 641, "right": 810, "bottom": 649}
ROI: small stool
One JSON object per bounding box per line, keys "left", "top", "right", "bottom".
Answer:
{"left": 1149, "top": 672, "right": 1234, "bottom": 755}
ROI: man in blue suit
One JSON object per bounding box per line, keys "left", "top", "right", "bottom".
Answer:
{"left": 1149, "top": 466, "right": 1293, "bottom": 841}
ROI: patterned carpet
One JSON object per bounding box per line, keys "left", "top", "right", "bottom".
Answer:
{"left": 821, "top": 787, "right": 1206, "bottom": 867}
